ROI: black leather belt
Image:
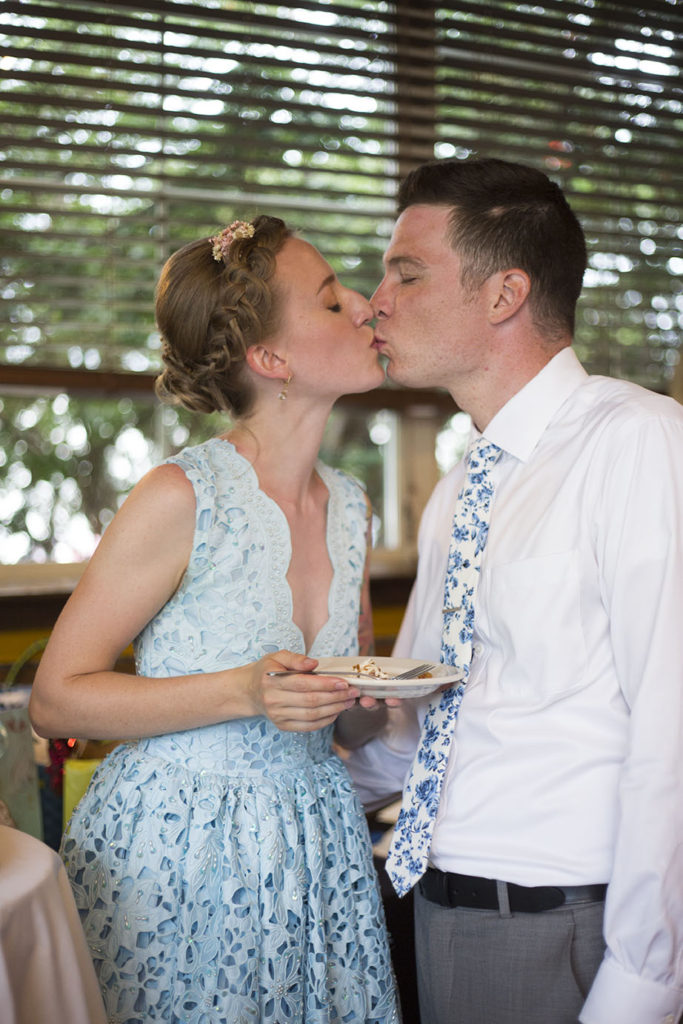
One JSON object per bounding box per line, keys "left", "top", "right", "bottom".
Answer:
{"left": 419, "top": 868, "right": 607, "bottom": 913}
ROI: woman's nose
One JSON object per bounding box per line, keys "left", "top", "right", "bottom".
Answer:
{"left": 353, "top": 292, "right": 375, "bottom": 326}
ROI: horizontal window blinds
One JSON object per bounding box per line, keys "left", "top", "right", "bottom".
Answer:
{"left": 1, "top": 0, "right": 681, "bottom": 392}
{"left": 1, "top": 0, "right": 400, "bottom": 376}
{"left": 431, "top": 1, "right": 682, "bottom": 390}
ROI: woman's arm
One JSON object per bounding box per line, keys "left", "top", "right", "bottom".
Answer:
{"left": 29, "top": 463, "right": 357, "bottom": 740}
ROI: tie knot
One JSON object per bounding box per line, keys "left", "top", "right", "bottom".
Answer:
{"left": 466, "top": 437, "right": 501, "bottom": 473}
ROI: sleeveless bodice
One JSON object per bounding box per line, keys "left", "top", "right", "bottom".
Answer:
{"left": 132, "top": 438, "right": 368, "bottom": 773}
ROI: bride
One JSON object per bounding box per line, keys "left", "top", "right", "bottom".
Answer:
{"left": 30, "top": 215, "right": 400, "bottom": 1023}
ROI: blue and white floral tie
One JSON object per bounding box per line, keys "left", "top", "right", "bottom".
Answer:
{"left": 386, "top": 436, "right": 502, "bottom": 897}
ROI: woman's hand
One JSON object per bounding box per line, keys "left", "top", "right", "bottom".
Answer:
{"left": 249, "top": 651, "right": 361, "bottom": 732}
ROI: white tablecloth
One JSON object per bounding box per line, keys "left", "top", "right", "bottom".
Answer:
{"left": 0, "top": 824, "right": 107, "bottom": 1024}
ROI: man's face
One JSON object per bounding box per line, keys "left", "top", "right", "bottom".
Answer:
{"left": 371, "top": 204, "right": 489, "bottom": 393}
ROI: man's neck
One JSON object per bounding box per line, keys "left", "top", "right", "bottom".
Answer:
{"left": 456, "top": 340, "right": 571, "bottom": 432}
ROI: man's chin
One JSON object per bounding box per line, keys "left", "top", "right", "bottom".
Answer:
{"left": 385, "top": 361, "right": 423, "bottom": 389}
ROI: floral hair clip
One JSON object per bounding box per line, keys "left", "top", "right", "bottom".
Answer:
{"left": 210, "top": 220, "right": 255, "bottom": 261}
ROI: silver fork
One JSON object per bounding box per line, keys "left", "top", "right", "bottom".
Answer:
{"left": 391, "top": 662, "right": 433, "bottom": 680}
{"left": 267, "top": 662, "right": 433, "bottom": 680}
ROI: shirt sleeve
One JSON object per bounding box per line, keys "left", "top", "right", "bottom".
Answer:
{"left": 580, "top": 411, "right": 683, "bottom": 1024}
{"left": 343, "top": 699, "right": 421, "bottom": 808}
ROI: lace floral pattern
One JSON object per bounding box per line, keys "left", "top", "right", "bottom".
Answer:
{"left": 62, "top": 440, "right": 400, "bottom": 1023}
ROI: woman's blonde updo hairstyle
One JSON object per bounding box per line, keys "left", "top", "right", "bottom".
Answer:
{"left": 154, "top": 214, "right": 293, "bottom": 416}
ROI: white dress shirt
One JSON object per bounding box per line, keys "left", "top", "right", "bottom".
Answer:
{"left": 350, "top": 347, "right": 683, "bottom": 1024}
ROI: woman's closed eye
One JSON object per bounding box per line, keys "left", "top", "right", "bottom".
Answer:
{"left": 328, "top": 302, "right": 342, "bottom": 312}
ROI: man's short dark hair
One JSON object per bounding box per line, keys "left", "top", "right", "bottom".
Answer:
{"left": 398, "top": 157, "right": 587, "bottom": 339}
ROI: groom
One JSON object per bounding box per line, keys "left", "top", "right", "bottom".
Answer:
{"left": 349, "top": 157, "right": 683, "bottom": 1024}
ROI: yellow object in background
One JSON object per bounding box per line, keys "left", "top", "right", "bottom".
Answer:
{"left": 62, "top": 758, "right": 102, "bottom": 829}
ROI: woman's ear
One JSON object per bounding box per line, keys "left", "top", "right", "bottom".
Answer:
{"left": 245, "top": 344, "right": 289, "bottom": 382}
{"left": 488, "top": 269, "right": 531, "bottom": 324}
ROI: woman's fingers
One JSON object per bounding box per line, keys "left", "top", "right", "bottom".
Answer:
{"left": 263, "top": 671, "right": 360, "bottom": 731}
{"left": 266, "top": 651, "right": 318, "bottom": 676}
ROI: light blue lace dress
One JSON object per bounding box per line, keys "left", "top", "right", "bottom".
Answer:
{"left": 61, "top": 439, "right": 400, "bottom": 1024}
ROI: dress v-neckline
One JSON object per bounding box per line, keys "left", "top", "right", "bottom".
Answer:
{"left": 211, "top": 438, "right": 338, "bottom": 655}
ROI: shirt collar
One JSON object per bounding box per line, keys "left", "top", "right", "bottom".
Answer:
{"left": 475, "top": 347, "right": 588, "bottom": 463}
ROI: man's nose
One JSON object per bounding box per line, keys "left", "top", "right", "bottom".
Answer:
{"left": 370, "top": 279, "right": 389, "bottom": 318}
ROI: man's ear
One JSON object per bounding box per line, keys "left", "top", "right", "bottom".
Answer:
{"left": 488, "top": 269, "right": 531, "bottom": 324}
{"left": 245, "top": 344, "right": 289, "bottom": 382}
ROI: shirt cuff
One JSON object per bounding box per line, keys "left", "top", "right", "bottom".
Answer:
{"left": 580, "top": 956, "right": 683, "bottom": 1024}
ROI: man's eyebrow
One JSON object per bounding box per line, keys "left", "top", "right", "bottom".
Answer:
{"left": 316, "top": 273, "right": 336, "bottom": 294}
{"left": 385, "top": 255, "right": 426, "bottom": 270}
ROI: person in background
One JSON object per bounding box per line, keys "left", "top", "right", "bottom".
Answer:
{"left": 29, "top": 215, "right": 401, "bottom": 1023}
{"left": 346, "top": 157, "right": 683, "bottom": 1024}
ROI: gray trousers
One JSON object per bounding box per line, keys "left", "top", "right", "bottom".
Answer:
{"left": 414, "top": 883, "right": 606, "bottom": 1024}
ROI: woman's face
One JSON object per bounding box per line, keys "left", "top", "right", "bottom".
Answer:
{"left": 270, "top": 237, "right": 385, "bottom": 399}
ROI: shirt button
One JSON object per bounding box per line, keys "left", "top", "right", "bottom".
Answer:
{"left": 662, "top": 1015, "right": 675, "bottom": 1023}
{"left": 473, "top": 643, "right": 484, "bottom": 657}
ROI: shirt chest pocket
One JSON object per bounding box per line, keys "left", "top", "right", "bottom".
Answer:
{"left": 481, "top": 549, "right": 588, "bottom": 703}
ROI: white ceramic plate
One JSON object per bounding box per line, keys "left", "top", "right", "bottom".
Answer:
{"left": 315, "top": 656, "right": 463, "bottom": 699}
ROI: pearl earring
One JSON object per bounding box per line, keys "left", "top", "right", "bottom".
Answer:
{"left": 278, "top": 374, "right": 292, "bottom": 401}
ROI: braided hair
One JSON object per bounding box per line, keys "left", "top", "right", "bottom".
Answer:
{"left": 154, "top": 215, "right": 293, "bottom": 416}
